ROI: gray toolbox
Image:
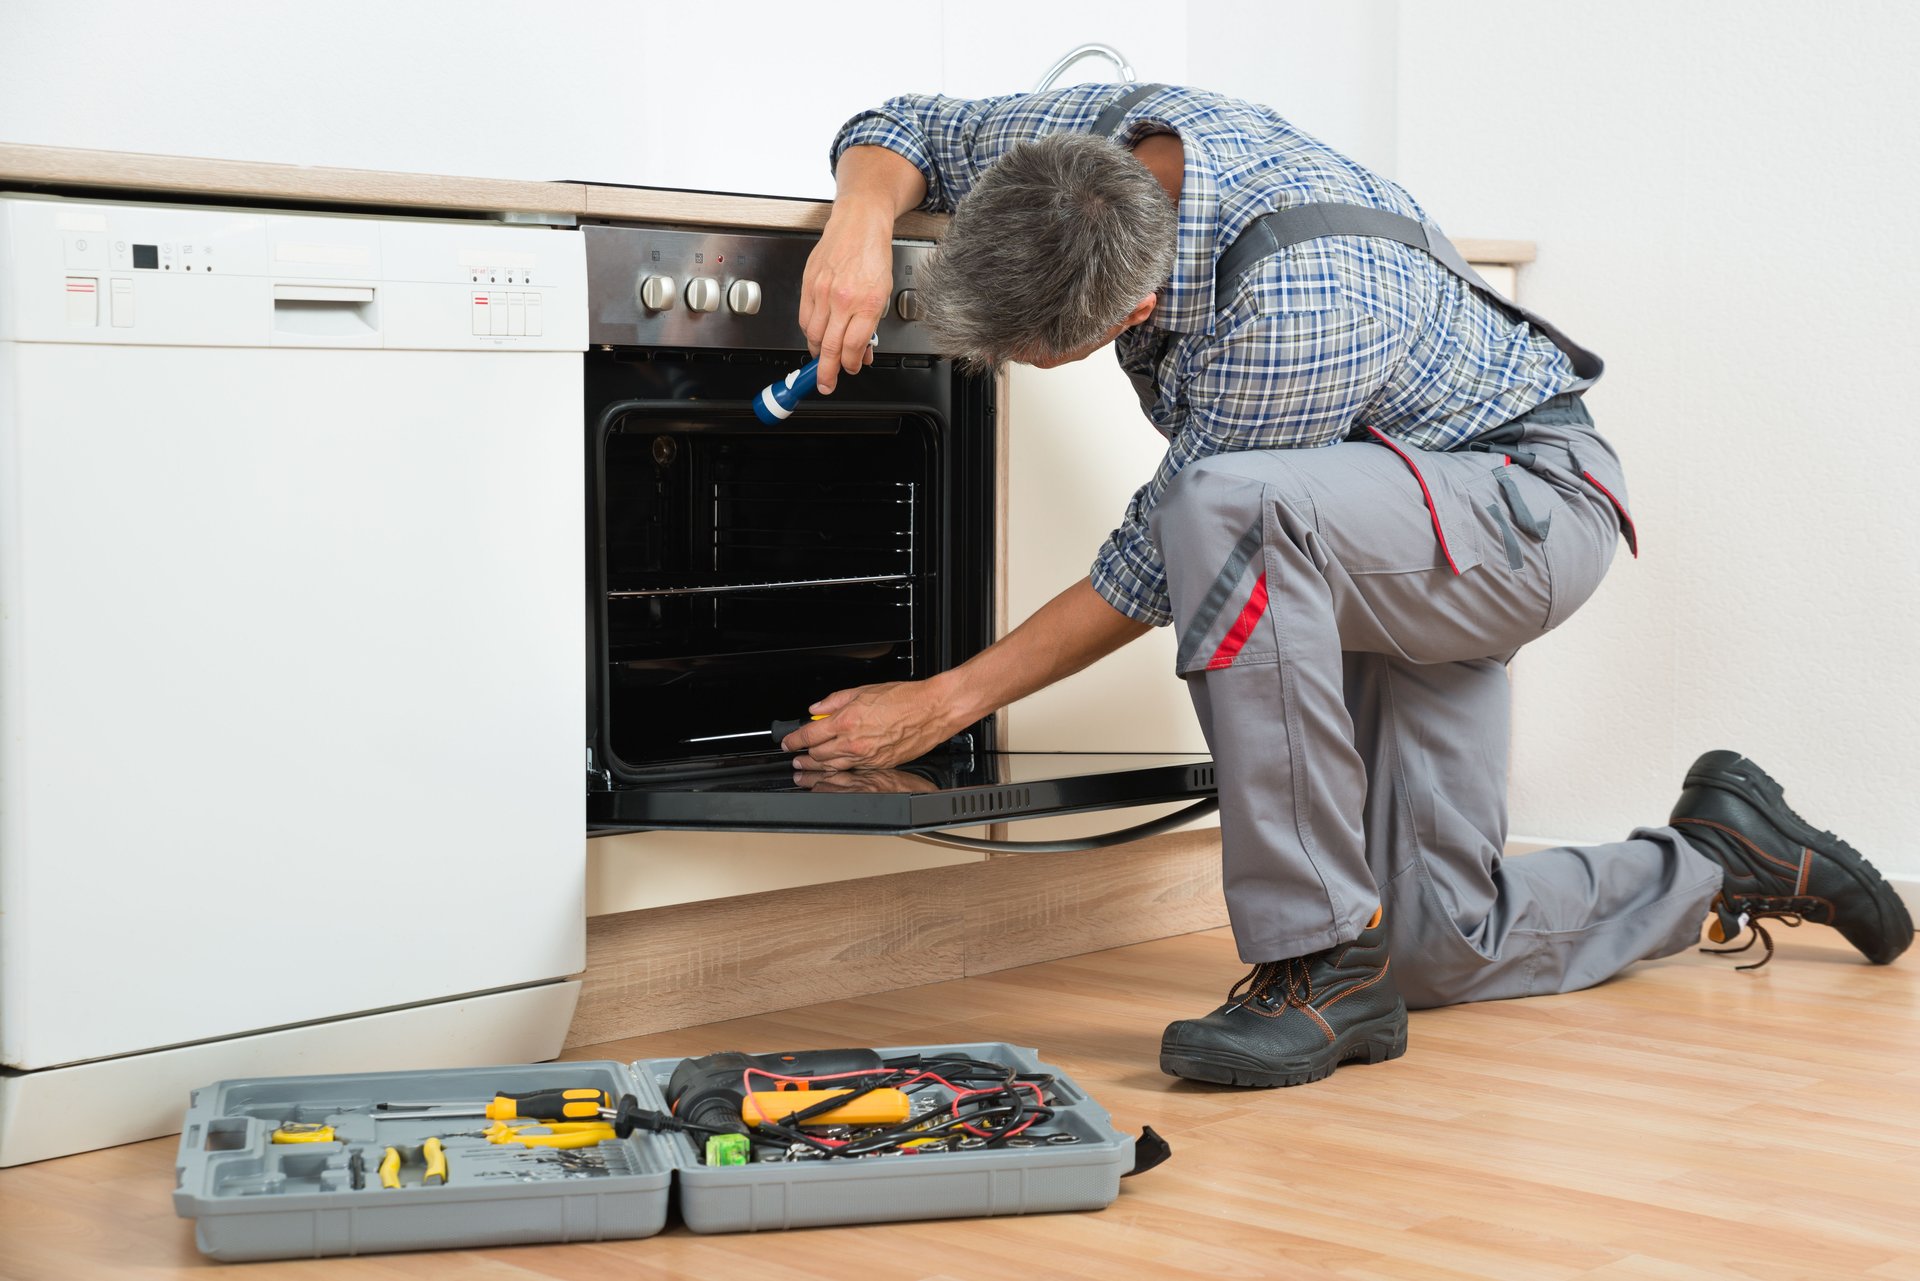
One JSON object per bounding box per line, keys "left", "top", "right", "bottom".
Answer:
{"left": 647, "top": 1042, "right": 1136, "bottom": 1233}
{"left": 172, "top": 1060, "right": 676, "bottom": 1261}
{"left": 174, "top": 1042, "right": 1143, "bottom": 1259}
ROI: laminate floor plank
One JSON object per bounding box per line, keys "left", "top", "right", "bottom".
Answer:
{"left": 1, "top": 924, "right": 1912, "bottom": 1280}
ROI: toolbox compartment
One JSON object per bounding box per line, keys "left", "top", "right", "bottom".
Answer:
{"left": 173, "top": 1043, "right": 1134, "bottom": 1258}
{"left": 646, "top": 1042, "right": 1134, "bottom": 1234}
{"left": 172, "top": 1061, "right": 676, "bottom": 1262}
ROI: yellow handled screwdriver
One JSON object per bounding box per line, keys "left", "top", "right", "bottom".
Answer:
{"left": 376, "top": 1087, "right": 614, "bottom": 1124}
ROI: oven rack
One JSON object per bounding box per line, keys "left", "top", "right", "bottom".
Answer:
{"left": 608, "top": 572, "right": 913, "bottom": 600}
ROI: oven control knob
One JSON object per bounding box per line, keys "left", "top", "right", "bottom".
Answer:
{"left": 685, "top": 277, "right": 723, "bottom": 313}
{"left": 727, "top": 279, "right": 763, "bottom": 315}
{"left": 637, "top": 274, "right": 676, "bottom": 312}
{"left": 893, "top": 288, "right": 923, "bottom": 322}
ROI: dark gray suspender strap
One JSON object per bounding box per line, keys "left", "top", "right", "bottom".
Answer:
{"left": 1216, "top": 202, "right": 1604, "bottom": 390}
{"left": 1088, "top": 82, "right": 1167, "bottom": 140}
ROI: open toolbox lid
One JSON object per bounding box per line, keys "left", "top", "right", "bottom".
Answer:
{"left": 588, "top": 749, "right": 1217, "bottom": 834}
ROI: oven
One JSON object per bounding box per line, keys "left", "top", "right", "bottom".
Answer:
{"left": 581, "top": 224, "right": 1216, "bottom": 846}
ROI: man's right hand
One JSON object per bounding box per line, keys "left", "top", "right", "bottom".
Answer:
{"left": 799, "top": 207, "right": 889, "bottom": 394}
{"left": 800, "top": 145, "right": 927, "bottom": 394}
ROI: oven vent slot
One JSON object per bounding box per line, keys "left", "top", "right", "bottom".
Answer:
{"left": 945, "top": 788, "right": 1034, "bottom": 819}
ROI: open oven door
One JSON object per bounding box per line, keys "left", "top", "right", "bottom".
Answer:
{"left": 587, "top": 742, "right": 1217, "bottom": 850}
{"left": 584, "top": 355, "right": 1216, "bottom": 850}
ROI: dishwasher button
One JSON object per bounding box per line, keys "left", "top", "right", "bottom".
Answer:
{"left": 65, "top": 276, "right": 98, "bottom": 326}
{"left": 110, "top": 278, "right": 135, "bottom": 327}
{"left": 525, "top": 292, "right": 543, "bottom": 336}
{"left": 490, "top": 289, "right": 509, "bottom": 336}
{"left": 507, "top": 292, "right": 526, "bottom": 336}
{"left": 471, "top": 291, "right": 490, "bottom": 336}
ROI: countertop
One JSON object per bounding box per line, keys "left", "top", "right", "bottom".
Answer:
{"left": 0, "top": 140, "right": 1536, "bottom": 263}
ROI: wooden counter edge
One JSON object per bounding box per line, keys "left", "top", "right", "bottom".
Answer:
{"left": 1, "top": 142, "right": 1530, "bottom": 260}
{"left": 0, "top": 140, "right": 949, "bottom": 238}
{"left": 0, "top": 140, "right": 591, "bottom": 216}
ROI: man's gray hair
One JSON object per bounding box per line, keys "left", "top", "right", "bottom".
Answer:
{"left": 919, "top": 132, "right": 1177, "bottom": 368}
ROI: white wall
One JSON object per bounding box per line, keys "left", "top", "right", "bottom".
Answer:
{"left": 1396, "top": 1, "right": 1920, "bottom": 880}
{"left": 1187, "top": 0, "right": 1399, "bottom": 174}
{"left": 0, "top": 2, "right": 1179, "bottom": 200}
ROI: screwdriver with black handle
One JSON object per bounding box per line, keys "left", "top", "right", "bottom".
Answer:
{"left": 376, "top": 1087, "right": 615, "bottom": 1123}
{"left": 377, "top": 1085, "right": 732, "bottom": 1139}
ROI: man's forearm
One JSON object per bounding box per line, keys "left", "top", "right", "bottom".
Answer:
{"left": 931, "top": 578, "right": 1152, "bottom": 726}
{"left": 833, "top": 145, "right": 928, "bottom": 220}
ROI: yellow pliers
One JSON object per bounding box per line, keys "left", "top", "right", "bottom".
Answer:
{"left": 377, "top": 1137, "right": 448, "bottom": 1189}
{"left": 484, "top": 1120, "right": 617, "bottom": 1150}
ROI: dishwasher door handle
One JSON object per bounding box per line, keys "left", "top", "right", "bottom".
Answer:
{"left": 273, "top": 284, "right": 376, "bottom": 303}
{"left": 271, "top": 283, "right": 380, "bottom": 340}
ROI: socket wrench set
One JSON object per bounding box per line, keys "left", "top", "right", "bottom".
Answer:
{"left": 172, "top": 1043, "right": 1155, "bottom": 1259}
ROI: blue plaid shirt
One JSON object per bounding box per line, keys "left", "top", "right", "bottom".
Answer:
{"left": 832, "top": 84, "right": 1577, "bottom": 627}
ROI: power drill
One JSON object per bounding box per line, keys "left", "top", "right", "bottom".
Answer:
{"left": 665, "top": 1049, "right": 885, "bottom": 1135}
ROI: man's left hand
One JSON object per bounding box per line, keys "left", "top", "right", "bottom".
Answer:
{"left": 781, "top": 679, "right": 961, "bottom": 773}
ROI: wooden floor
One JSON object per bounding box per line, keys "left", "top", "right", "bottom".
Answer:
{"left": 3, "top": 923, "right": 1916, "bottom": 1280}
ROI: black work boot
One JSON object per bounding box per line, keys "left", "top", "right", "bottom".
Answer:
{"left": 1670, "top": 750, "right": 1913, "bottom": 968}
{"left": 1160, "top": 911, "right": 1407, "bottom": 1087}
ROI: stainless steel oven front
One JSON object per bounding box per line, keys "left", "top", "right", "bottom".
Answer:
{"left": 581, "top": 222, "right": 1215, "bottom": 847}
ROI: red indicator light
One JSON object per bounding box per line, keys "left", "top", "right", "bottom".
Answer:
{"left": 715, "top": 255, "right": 724, "bottom": 263}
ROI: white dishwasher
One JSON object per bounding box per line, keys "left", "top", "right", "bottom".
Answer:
{"left": 0, "top": 194, "right": 586, "bottom": 1165}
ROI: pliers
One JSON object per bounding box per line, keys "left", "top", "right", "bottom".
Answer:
{"left": 377, "top": 1137, "right": 448, "bottom": 1189}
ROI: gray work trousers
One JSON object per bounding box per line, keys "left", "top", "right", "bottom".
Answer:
{"left": 1150, "top": 398, "right": 1722, "bottom": 1008}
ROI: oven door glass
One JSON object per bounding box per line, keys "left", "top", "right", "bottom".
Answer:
{"left": 587, "top": 748, "right": 1216, "bottom": 835}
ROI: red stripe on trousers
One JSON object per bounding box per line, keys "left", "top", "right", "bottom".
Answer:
{"left": 1580, "top": 470, "right": 1639, "bottom": 557}
{"left": 1365, "top": 426, "right": 1462, "bottom": 575}
{"left": 1206, "top": 572, "right": 1270, "bottom": 670}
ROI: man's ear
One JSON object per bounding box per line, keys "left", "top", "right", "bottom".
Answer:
{"left": 1122, "top": 293, "right": 1157, "bottom": 329}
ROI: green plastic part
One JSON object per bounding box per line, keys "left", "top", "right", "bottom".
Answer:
{"left": 704, "top": 1133, "right": 751, "bottom": 1166}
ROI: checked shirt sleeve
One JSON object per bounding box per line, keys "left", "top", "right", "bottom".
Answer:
{"left": 1089, "top": 306, "right": 1396, "bottom": 627}
{"left": 831, "top": 94, "right": 1002, "bottom": 214}
{"left": 829, "top": 87, "right": 1116, "bottom": 214}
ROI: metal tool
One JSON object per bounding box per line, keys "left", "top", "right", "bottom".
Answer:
{"left": 769, "top": 713, "right": 828, "bottom": 744}
{"left": 376, "top": 1086, "right": 614, "bottom": 1123}
{"left": 482, "top": 1121, "right": 618, "bottom": 1150}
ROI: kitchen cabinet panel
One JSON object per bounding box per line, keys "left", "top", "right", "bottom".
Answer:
{"left": 622, "top": 11, "right": 944, "bottom": 200}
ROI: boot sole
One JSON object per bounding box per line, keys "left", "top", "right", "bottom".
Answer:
{"left": 1683, "top": 750, "right": 1913, "bottom": 964}
{"left": 1159, "top": 1011, "right": 1408, "bottom": 1088}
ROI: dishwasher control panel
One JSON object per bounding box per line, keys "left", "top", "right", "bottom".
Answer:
{"left": 0, "top": 194, "right": 586, "bottom": 351}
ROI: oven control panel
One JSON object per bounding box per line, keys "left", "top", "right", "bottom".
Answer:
{"left": 584, "top": 224, "right": 938, "bottom": 354}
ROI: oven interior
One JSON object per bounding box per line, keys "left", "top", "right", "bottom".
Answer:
{"left": 588, "top": 350, "right": 994, "bottom": 785}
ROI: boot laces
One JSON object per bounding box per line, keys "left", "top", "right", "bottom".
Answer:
{"left": 1227, "top": 957, "right": 1313, "bottom": 1009}
{"left": 1701, "top": 898, "right": 1811, "bottom": 971}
